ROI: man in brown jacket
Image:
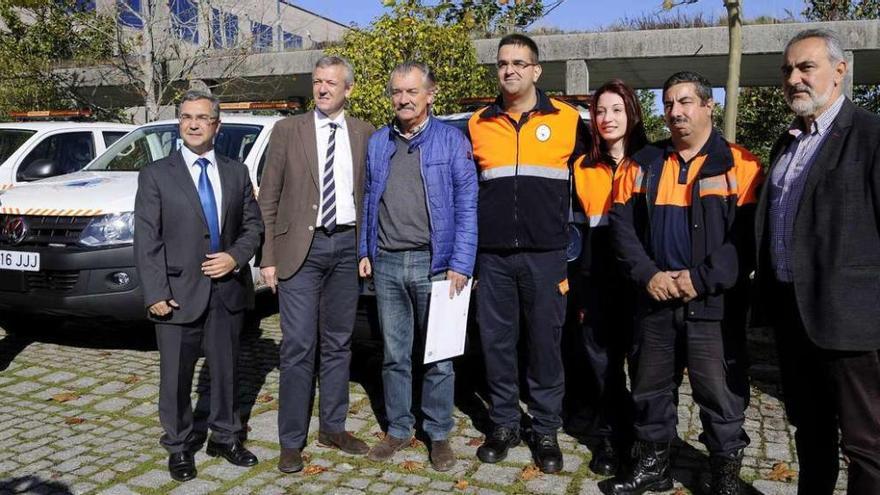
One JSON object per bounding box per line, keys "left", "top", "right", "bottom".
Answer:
{"left": 258, "top": 55, "right": 375, "bottom": 473}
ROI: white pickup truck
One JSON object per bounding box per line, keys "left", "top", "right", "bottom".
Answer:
{"left": 0, "top": 121, "right": 135, "bottom": 193}
{"left": 0, "top": 116, "right": 279, "bottom": 322}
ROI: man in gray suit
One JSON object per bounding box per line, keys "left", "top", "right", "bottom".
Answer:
{"left": 258, "top": 56, "right": 375, "bottom": 473}
{"left": 135, "top": 90, "right": 264, "bottom": 482}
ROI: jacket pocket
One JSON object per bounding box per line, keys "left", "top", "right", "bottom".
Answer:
{"left": 166, "top": 266, "right": 183, "bottom": 276}
{"left": 274, "top": 222, "right": 290, "bottom": 237}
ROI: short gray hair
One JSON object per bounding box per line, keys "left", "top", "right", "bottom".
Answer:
{"left": 387, "top": 61, "right": 437, "bottom": 94}
{"left": 179, "top": 90, "right": 220, "bottom": 118}
{"left": 314, "top": 56, "right": 354, "bottom": 87}
{"left": 784, "top": 28, "right": 846, "bottom": 65}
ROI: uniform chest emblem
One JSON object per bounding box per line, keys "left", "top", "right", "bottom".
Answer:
{"left": 535, "top": 124, "right": 551, "bottom": 142}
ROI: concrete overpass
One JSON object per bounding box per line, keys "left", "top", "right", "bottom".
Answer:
{"left": 65, "top": 19, "right": 879, "bottom": 116}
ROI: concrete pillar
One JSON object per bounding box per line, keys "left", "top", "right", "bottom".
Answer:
{"left": 565, "top": 59, "right": 589, "bottom": 95}
{"left": 844, "top": 50, "right": 854, "bottom": 99}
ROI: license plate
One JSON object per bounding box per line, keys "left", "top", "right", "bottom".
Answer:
{"left": 0, "top": 250, "right": 40, "bottom": 272}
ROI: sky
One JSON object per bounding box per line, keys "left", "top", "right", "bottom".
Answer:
{"left": 294, "top": 0, "right": 809, "bottom": 31}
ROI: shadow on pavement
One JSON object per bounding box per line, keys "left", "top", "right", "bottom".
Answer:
{"left": 0, "top": 332, "right": 32, "bottom": 372}
{"left": 0, "top": 316, "right": 157, "bottom": 352}
{"left": 0, "top": 475, "right": 74, "bottom": 495}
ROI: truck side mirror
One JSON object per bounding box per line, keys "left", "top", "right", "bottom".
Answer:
{"left": 17, "top": 158, "right": 61, "bottom": 182}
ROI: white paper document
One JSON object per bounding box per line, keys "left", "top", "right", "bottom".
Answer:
{"left": 423, "top": 279, "right": 473, "bottom": 364}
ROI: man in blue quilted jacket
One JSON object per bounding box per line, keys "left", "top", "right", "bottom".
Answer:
{"left": 358, "top": 61, "right": 478, "bottom": 472}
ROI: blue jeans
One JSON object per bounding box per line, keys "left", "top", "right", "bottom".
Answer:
{"left": 373, "top": 248, "right": 455, "bottom": 441}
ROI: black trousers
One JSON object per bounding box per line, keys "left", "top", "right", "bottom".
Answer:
{"left": 579, "top": 275, "right": 634, "bottom": 441}
{"left": 277, "top": 229, "right": 359, "bottom": 449}
{"left": 631, "top": 303, "right": 749, "bottom": 455}
{"left": 156, "top": 285, "right": 244, "bottom": 453}
{"left": 476, "top": 249, "right": 567, "bottom": 434}
{"left": 770, "top": 279, "right": 880, "bottom": 495}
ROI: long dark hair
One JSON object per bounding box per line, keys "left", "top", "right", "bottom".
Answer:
{"left": 587, "top": 79, "right": 648, "bottom": 165}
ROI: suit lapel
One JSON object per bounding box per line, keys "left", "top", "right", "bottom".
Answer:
{"left": 217, "top": 155, "right": 234, "bottom": 231}
{"left": 798, "top": 100, "right": 854, "bottom": 211}
{"left": 346, "top": 115, "right": 366, "bottom": 202}
{"left": 169, "top": 150, "right": 208, "bottom": 229}
{"left": 298, "top": 111, "right": 319, "bottom": 189}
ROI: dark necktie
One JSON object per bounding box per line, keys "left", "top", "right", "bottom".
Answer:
{"left": 321, "top": 123, "right": 338, "bottom": 232}
{"left": 196, "top": 157, "right": 220, "bottom": 252}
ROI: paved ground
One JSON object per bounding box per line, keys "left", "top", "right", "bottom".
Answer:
{"left": 0, "top": 316, "right": 846, "bottom": 495}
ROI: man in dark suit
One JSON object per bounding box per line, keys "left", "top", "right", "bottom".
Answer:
{"left": 135, "top": 90, "right": 264, "bottom": 482}
{"left": 755, "top": 28, "right": 880, "bottom": 495}
{"left": 258, "top": 56, "right": 375, "bottom": 474}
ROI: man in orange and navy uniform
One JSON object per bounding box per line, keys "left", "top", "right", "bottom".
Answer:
{"left": 606, "top": 71, "right": 763, "bottom": 495}
{"left": 469, "top": 33, "right": 587, "bottom": 474}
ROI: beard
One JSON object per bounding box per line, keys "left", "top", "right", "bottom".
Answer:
{"left": 785, "top": 83, "right": 834, "bottom": 117}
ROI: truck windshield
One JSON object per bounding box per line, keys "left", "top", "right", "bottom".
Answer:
{"left": 87, "top": 123, "right": 263, "bottom": 171}
{"left": 0, "top": 129, "right": 37, "bottom": 164}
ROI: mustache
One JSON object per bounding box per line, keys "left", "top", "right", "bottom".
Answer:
{"left": 786, "top": 83, "right": 814, "bottom": 97}
{"left": 669, "top": 116, "right": 689, "bottom": 125}
{"left": 396, "top": 104, "right": 415, "bottom": 111}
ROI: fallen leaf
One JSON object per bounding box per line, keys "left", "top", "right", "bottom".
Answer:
{"left": 246, "top": 425, "right": 252, "bottom": 432}
{"left": 64, "top": 417, "right": 86, "bottom": 425}
{"left": 399, "top": 460, "right": 424, "bottom": 472}
{"left": 454, "top": 479, "right": 469, "bottom": 490}
{"left": 348, "top": 407, "right": 360, "bottom": 416}
{"left": 123, "top": 375, "right": 141, "bottom": 384}
{"left": 520, "top": 464, "right": 542, "bottom": 481}
{"left": 98, "top": 351, "right": 112, "bottom": 357}
{"left": 467, "top": 436, "right": 483, "bottom": 447}
{"left": 302, "top": 452, "right": 312, "bottom": 463}
{"left": 255, "top": 394, "right": 274, "bottom": 404}
{"left": 373, "top": 431, "right": 386, "bottom": 439}
{"left": 409, "top": 437, "right": 423, "bottom": 449}
{"left": 301, "top": 464, "right": 326, "bottom": 476}
{"left": 50, "top": 392, "right": 79, "bottom": 403}
{"left": 765, "top": 462, "right": 797, "bottom": 482}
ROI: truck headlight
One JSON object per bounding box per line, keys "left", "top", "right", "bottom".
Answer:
{"left": 79, "top": 212, "right": 135, "bottom": 247}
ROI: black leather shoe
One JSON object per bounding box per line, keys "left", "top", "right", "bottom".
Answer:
{"left": 533, "top": 432, "right": 564, "bottom": 474}
{"left": 709, "top": 449, "right": 743, "bottom": 495}
{"left": 603, "top": 441, "right": 672, "bottom": 495}
{"left": 168, "top": 452, "right": 196, "bottom": 482}
{"left": 186, "top": 431, "right": 208, "bottom": 454}
{"left": 206, "top": 439, "right": 259, "bottom": 467}
{"left": 589, "top": 437, "right": 619, "bottom": 477}
{"left": 477, "top": 426, "right": 520, "bottom": 463}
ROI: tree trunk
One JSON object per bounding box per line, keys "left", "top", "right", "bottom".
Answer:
{"left": 722, "top": 0, "right": 742, "bottom": 142}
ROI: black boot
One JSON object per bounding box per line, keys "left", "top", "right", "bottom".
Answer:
{"left": 589, "top": 437, "right": 619, "bottom": 477}
{"left": 709, "top": 450, "right": 743, "bottom": 495}
{"left": 603, "top": 440, "right": 672, "bottom": 495}
{"left": 532, "top": 432, "right": 563, "bottom": 474}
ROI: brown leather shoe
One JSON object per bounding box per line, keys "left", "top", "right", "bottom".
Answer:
{"left": 278, "top": 447, "right": 303, "bottom": 473}
{"left": 429, "top": 439, "right": 456, "bottom": 472}
{"left": 367, "top": 434, "right": 410, "bottom": 462}
{"left": 318, "top": 430, "right": 369, "bottom": 455}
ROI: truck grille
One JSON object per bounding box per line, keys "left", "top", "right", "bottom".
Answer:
{"left": 0, "top": 215, "right": 92, "bottom": 246}
{"left": 25, "top": 270, "right": 79, "bottom": 292}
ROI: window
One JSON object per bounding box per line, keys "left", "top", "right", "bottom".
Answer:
{"left": 103, "top": 132, "right": 128, "bottom": 147}
{"left": 169, "top": 0, "right": 199, "bottom": 44}
{"left": 282, "top": 31, "right": 302, "bottom": 50}
{"left": 17, "top": 132, "right": 95, "bottom": 181}
{"left": 117, "top": 0, "right": 143, "bottom": 29}
{"left": 251, "top": 22, "right": 272, "bottom": 52}
{"left": 211, "top": 8, "right": 238, "bottom": 49}
{"left": 0, "top": 130, "right": 36, "bottom": 165}
{"left": 88, "top": 124, "right": 263, "bottom": 172}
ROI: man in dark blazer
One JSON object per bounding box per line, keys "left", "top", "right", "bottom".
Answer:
{"left": 755, "top": 28, "right": 880, "bottom": 495}
{"left": 135, "top": 90, "right": 264, "bottom": 482}
{"left": 258, "top": 56, "right": 375, "bottom": 473}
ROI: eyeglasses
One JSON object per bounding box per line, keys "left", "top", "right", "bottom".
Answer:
{"left": 179, "top": 115, "right": 217, "bottom": 124}
{"left": 496, "top": 60, "right": 538, "bottom": 71}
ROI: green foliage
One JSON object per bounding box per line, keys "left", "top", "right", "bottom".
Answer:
{"left": 735, "top": 87, "right": 792, "bottom": 166}
{"left": 380, "top": 0, "right": 544, "bottom": 35}
{"left": 327, "top": 2, "right": 496, "bottom": 127}
{"left": 637, "top": 90, "right": 669, "bottom": 143}
{"left": 0, "top": 0, "right": 116, "bottom": 120}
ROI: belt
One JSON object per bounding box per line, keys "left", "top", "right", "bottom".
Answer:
{"left": 318, "top": 224, "right": 355, "bottom": 235}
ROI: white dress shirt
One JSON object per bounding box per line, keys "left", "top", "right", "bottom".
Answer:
{"left": 314, "top": 110, "right": 356, "bottom": 227}
{"left": 180, "top": 145, "right": 223, "bottom": 229}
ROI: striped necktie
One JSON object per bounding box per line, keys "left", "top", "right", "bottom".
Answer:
{"left": 321, "top": 122, "right": 338, "bottom": 232}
